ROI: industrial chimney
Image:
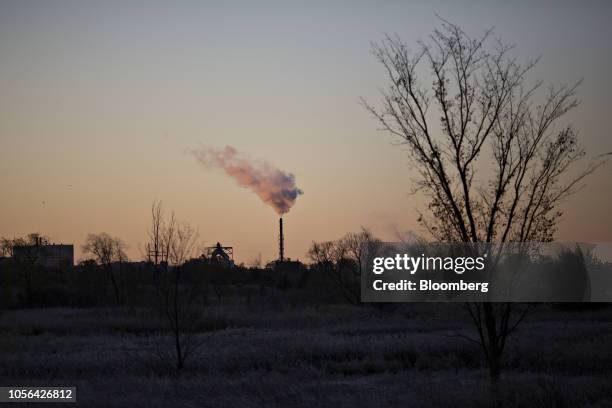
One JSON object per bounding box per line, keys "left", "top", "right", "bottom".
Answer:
{"left": 279, "top": 217, "right": 284, "bottom": 262}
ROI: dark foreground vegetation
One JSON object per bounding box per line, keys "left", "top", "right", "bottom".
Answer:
{"left": 1, "top": 258, "right": 611, "bottom": 408}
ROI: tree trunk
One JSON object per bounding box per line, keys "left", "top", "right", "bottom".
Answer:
{"left": 105, "top": 265, "right": 122, "bottom": 305}
{"left": 488, "top": 353, "right": 501, "bottom": 384}
{"left": 489, "top": 354, "right": 502, "bottom": 408}
{"left": 23, "top": 268, "right": 33, "bottom": 307}
{"left": 174, "top": 266, "right": 183, "bottom": 372}
{"left": 484, "top": 303, "right": 502, "bottom": 406}
{"left": 483, "top": 303, "right": 501, "bottom": 378}
{"left": 175, "top": 327, "right": 183, "bottom": 372}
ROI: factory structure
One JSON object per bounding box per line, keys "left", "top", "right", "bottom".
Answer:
{"left": 200, "top": 217, "right": 303, "bottom": 270}
{"left": 202, "top": 242, "right": 235, "bottom": 268}
{"left": 279, "top": 217, "right": 285, "bottom": 262}
{"left": 266, "top": 217, "right": 303, "bottom": 271}
{"left": 12, "top": 236, "right": 74, "bottom": 270}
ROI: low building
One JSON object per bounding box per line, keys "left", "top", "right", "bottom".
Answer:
{"left": 13, "top": 242, "right": 74, "bottom": 270}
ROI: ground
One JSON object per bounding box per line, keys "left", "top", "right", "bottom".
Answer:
{"left": 1, "top": 303, "right": 611, "bottom": 407}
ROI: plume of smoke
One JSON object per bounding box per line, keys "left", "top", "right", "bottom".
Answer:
{"left": 193, "top": 146, "right": 303, "bottom": 215}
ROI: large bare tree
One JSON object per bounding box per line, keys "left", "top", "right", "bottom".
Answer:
{"left": 363, "top": 19, "right": 605, "bottom": 383}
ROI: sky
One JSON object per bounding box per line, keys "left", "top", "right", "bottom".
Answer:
{"left": 1, "top": 0, "right": 611, "bottom": 264}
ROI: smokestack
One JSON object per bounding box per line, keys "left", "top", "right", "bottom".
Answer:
{"left": 279, "top": 217, "right": 284, "bottom": 262}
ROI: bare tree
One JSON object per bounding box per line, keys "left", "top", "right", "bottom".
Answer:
{"left": 309, "top": 239, "right": 355, "bottom": 303}
{"left": 309, "top": 229, "right": 382, "bottom": 304}
{"left": 82, "top": 233, "right": 127, "bottom": 305}
{"left": 146, "top": 200, "right": 165, "bottom": 266}
{"left": 341, "top": 228, "right": 383, "bottom": 276}
{"left": 148, "top": 207, "right": 202, "bottom": 373}
{"left": 0, "top": 237, "right": 13, "bottom": 257}
{"left": 363, "top": 19, "right": 605, "bottom": 383}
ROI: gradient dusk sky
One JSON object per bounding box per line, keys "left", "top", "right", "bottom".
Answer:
{"left": 1, "top": 0, "right": 611, "bottom": 263}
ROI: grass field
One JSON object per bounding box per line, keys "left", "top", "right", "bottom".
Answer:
{"left": 1, "top": 301, "right": 612, "bottom": 407}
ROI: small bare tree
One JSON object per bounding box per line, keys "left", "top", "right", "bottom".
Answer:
{"left": 308, "top": 240, "right": 358, "bottom": 303}
{"left": 342, "top": 228, "right": 383, "bottom": 277}
{"left": 146, "top": 200, "right": 165, "bottom": 266}
{"left": 82, "top": 233, "right": 127, "bottom": 305}
{"left": 363, "top": 19, "right": 605, "bottom": 383}
{"left": 0, "top": 237, "right": 14, "bottom": 257}
{"left": 309, "top": 229, "right": 382, "bottom": 304}
{"left": 146, "top": 205, "right": 202, "bottom": 373}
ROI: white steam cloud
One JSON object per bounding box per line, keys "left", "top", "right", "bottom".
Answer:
{"left": 193, "top": 146, "right": 303, "bottom": 215}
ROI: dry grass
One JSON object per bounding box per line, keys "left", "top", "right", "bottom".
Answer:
{"left": 1, "top": 303, "right": 611, "bottom": 407}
